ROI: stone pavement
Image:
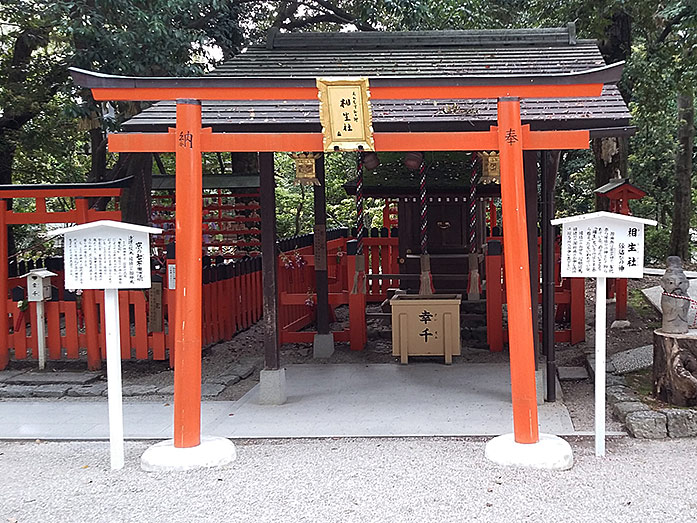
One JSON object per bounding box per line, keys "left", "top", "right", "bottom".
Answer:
{"left": 0, "top": 359, "right": 258, "bottom": 400}
{"left": 0, "top": 363, "right": 577, "bottom": 439}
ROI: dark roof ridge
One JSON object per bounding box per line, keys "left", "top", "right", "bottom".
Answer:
{"left": 265, "top": 23, "right": 580, "bottom": 50}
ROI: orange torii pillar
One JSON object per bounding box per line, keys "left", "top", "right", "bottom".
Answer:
{"left": 140, "top": 100, "right": 236, "bottom": 471}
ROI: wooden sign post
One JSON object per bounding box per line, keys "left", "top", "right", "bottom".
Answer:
{"left": 49, "top": 220, "right": 162, "bottom": 470}
{"left": 552, "top": 211, "right": 656, "bottom": 456}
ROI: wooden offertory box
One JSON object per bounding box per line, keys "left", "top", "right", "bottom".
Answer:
{"left": 391, "top": 294, "right": 461, "bottom": 364}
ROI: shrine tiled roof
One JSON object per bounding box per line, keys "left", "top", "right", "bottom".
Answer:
{"left": 121, "top": 25, "right": 631, "bottom": 135}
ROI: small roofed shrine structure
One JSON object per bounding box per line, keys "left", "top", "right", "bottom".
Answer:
{"left": 69, "top": 24, "right": 632, "bottom": 466}
{"left": 595, "top": 178, "right": 647, "bottom": 325}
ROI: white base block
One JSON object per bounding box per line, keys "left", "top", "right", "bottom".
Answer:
{"left": 485, "top": 433, "right": 573, "bottom": 470}
{"left": 258, "top": 368, "right": 287, "bottom": 405}
{"left": 141, "top": 436, "right": 236, "bottom": 472}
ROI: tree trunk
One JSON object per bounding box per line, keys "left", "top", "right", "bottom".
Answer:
{"left": 232, "top": 152, "right": 258, "bottom": 175}
{"left": 592, "top": 136, "right": 628, "bottom": 210}
{"left": 593, "top": 8, "right": 632, "bottom": 210}
{"left": 115, "top": 153, "right": 153, "bottom": 225}
{"left": 669, "top": 90, "right": 693, "bottom": 260}
{"left": 654, "top": 330, "right": 697, "bottom": 406}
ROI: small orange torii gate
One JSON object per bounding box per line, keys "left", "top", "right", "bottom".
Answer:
{"left": 0, "top": 180, "right": 126, "bottom": 371}
{"left": 70, "top": 62, "right": 622, "bottom": 456}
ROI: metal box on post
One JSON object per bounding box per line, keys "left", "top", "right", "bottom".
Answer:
{"left": 390, "top": 294, "right": 462, "bottom": 364}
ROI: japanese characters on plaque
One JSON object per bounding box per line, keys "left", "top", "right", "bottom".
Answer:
{"left": 62, "top": 228, "right": 152, "bottom": 290}
{"left": 317, "top": 77, "right": 374, "bottom": 152}
{"left": 553, "top": 213, "right": 656, "bottom": 279}
{"left": 418, "top": 308, "right": 438, "bottom": 344}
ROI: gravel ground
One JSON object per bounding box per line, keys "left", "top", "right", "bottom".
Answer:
{"left": 1, "top": 436, "right": 695, "bottom": 523}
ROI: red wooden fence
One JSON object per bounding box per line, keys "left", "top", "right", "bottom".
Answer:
{"left": 485, "top": 238, "right": 585, "bottom": 352}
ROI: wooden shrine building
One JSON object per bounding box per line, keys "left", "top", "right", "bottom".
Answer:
{"left": 69, "top": 24, "right": 631, "bottom": 450}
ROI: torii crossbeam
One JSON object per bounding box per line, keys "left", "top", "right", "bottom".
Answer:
{"left": 70, "top": 62, "right": 622, "bottom": 458}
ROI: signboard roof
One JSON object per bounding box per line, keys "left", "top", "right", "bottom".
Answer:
{"left": 551, "top": 211, "right": 656, "bottom": 227}
{"left": 47, "top": 220, "right": 162, "bottom": 237}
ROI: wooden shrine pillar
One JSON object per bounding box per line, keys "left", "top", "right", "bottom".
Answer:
{"left": 541, "top": 150, "right": 560, "bottom": 402}
{"left": 173, "top": 99, "right": 203, "bottom": 448}
{"left": 259, "top": 152, "right": 280, "bottom": 369}
{"left": 497, "top": 98, "right": 539, "bottom": 444}
{"left": 524, "top": 151, "right": 540, "bottom": 363}
{"left": 313, "top": 154, "right": 330, "bottom": 335}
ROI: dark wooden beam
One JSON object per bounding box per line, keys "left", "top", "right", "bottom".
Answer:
{"left": 313, "top": 153, "right": 330, "bottom": 335}
{"left": 523, "top": 150, "right": 540, "bottom": 367}
{"left": 259, "top": 152, "right": 280, "bottom": 370}
{"left": 542, "top": 150, "right": 561, "bottom": 401}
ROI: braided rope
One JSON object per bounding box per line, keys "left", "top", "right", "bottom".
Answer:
{"left": 662, "top": 291, "right": 697, "bottom": 328}
{"left": 468, "top": 154, "right": 478, "bottom": 253}
{"left": 356, "top": 151, "right": 364, "bottom": 256}
{"left": 419, "top": 158, "right": 428, "bottom": 254}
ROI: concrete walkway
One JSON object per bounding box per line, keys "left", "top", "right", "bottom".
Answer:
{"left": 0, "top": 363, "right": 574, "bottom": 439}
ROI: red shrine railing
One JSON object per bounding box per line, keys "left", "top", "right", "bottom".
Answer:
{"left": 1, "top": 223, "right": 585, "bottom": 369}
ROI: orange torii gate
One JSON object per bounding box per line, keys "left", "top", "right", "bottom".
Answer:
{"left": 70, "top": 63, "right": 621, "bottom": 463}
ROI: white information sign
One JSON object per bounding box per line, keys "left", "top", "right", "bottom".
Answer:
{"left": 551, "top": 211, "right": 656, "bottom": 459}
{"left": 62, "top": 226, "right": 154, "bottom": 290}
{"left": 553, "top": 212, "right": 656, "bottom": 279}
{"left": 48, "top": 220, "right": 161, "bottom": 470}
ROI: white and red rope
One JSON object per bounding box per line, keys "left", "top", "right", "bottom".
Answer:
{"left": 356, "top": 151, "right": 364, "bottom": 255}
{"left": 662, "top": 291, "right": 697, "bottom": 328}
{"left": 419, "top": 158, "right": 428, "bottom": 254}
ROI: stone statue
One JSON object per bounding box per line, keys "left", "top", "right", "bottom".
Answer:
{"left": 660, "top": 256, "right": 690, "bottom": 334}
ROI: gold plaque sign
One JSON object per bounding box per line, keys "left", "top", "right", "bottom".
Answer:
{"left": 317, "top": 77, "right": 374, "bottom": 152}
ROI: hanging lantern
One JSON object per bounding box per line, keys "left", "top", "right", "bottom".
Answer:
{"left": 363, "top": 152, "right": 380, "bottom": 170}
{"left": 289, "top": 152, "right": 322, "bottom": 186}
{"left": 404, "top": 152, "right": 424, "bottom": 171}
{"left": 477, "top": 151, "right": 500, "bottom": 184}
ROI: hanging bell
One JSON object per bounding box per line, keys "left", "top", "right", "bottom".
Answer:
{"left": 477, "top": 151, "right": 500, "bottom": 184}
{"left": 290, "top": 152, "right": 322, "bottom": 186}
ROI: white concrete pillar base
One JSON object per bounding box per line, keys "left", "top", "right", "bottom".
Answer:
{"left": 141, "top": 436, "right": 236, "bottom": 472}
{"left": 258, "top": 368, "right": 287, "bottom": 405}
{"left": 313, "top": 333, "right": 335, "bottom": 358}
{"left": 485, "top": 433, "right": 573, "bottom": 470}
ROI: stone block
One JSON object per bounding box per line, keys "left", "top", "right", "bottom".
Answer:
{"left": 258, "top": 368, "right": 286, "bottom": 405}
{"left": 610, "top": 319, "right": 631, "bottom": 329}
{"left": 612, "top": 401, "right": 649, "bottom": 423}
{"left": 557, "top": 366, "right": 589, "bottom": 381}
{"left": 156, "top": 385, "right": 175, "bottom": 395}
{"left": 606, "top": 385, "right": 639, "bottom": 404}
{"left": 663, "top": 409, "right": 697, "bottom": 438}
{"left": 610, "top": 345, "right": 653, "bottom": 375}
{"left": 122, "top": 385, "right": 158, "bottom": 396}
{"left": 67, "top": 383, "right": 107, "bottom": 397}
{"left": 228, "top": 362, "right": 256, "bottom": 380}
{"left": 5, "top": 371, "right": 101, "bottom": 385}
{"left": 586, "top": 355, "right": 616, "bottom": 381}
{"left": 201, "top": 383, "right": 225, "bottom": 397}
{"left": 606, "top": 374, "right": 626, "bottom": 387}
{"left": 313, "top": 333, "right": 335, "bottom": 359}
{"left": 625, "top": 410, "right": 667, "bottom": 439}
{"left": 209, "top": 374, "right": 241, "bottom": 387}
{"left": 29, "top": 384, "right": 70, "bottom": 398}
{"left": 0, "top": 370, "right": 28, "bottom": 383}
{"left": 0, "top": 385, "right": 37, "bottom": 398}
